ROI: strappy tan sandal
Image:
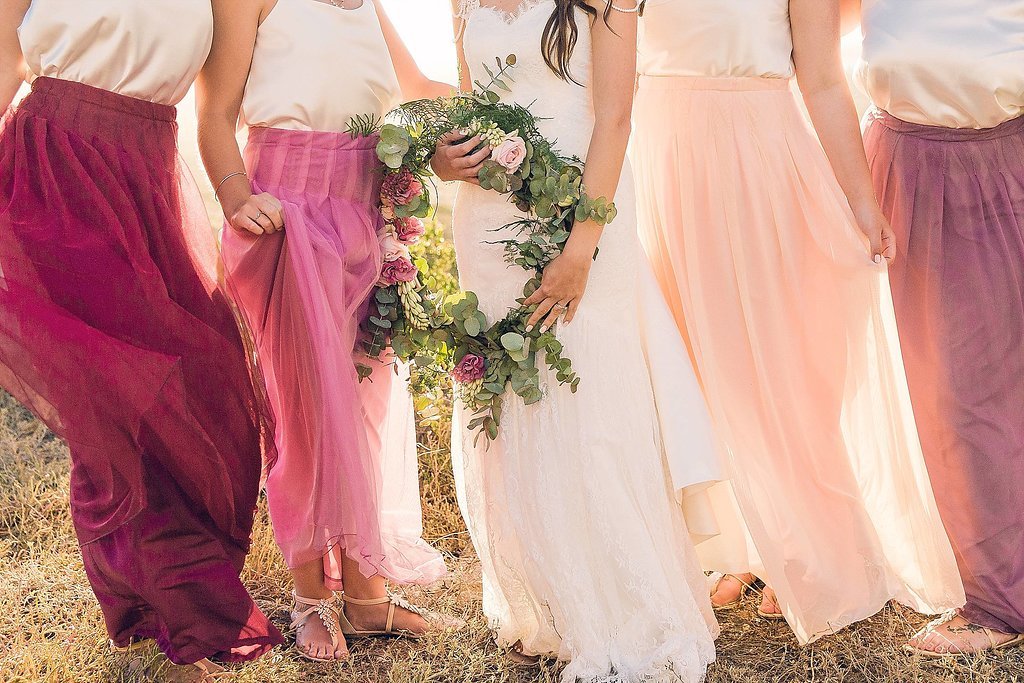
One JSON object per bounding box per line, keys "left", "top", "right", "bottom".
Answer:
{"left": 290, "top": 591, "right": 347, "bottom": 662}
{"left": 756, "top": 590, "right": 786, "bottom": 621}
{"left": 507, "top": 639, "right": 542, "bottom": 668}
{"left": 708, "top": 572, "right": 753, "bottom": 611}
{"left": 904, "top": 617, "right": 1024, "bottom": 658}
{"left": 111, "top": 640, "right": 235, "bottom": 680}
{"left": 339, "top": 592, "right": 431, "bottom": 639}
{"left": 110, "top": 638, "right": 152, "bottom": 653}
{"left": 190, "top": 659, "right": 237, "bottom": 681}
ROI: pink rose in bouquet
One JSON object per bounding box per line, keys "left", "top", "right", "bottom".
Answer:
{"left": 490, "top": 135, "right": 527, "bottom": 173}
{"left": 451, "top": 353, "right": 487, "bottom": 383}
{"left": 380, "top": 233, "right": 410, "bottom": 262}
{"left": 394, "top": 216, "right": 425, "bottom": 245}
{"left": 381, "top": 168, "right": 423, "bottom": 207}
{"left": 377, "top": 256, "right": 418, "bottom": 287}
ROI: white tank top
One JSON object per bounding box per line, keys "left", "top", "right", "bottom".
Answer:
{"left": 638, "top": 0, "right": 795, "bottom": 79}
{"left": 856, "top": 0, "right": 1024, "bottom": 129}
{"left": 18, "top": 0, "right": 213, "bottom": 106}
{"left": 241, "top": 0, "right": 401, "bottom": 132}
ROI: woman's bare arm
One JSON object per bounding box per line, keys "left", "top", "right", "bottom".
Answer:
{"left": 839, "top": 0, "right": 861, "bottom": 35}
{"left": 791, "top": 0, "right": 893, "bottom": 262}
{"left": 374, "top": 1, "right": 455, "bottom": 100}
{"left": 525, "top": 0, "right": 641, "bottom": 330}
{"left": 0, "top": 0, "right": 30, "bottom": 112}
{"left": 430, "top": 0, "right": 491, "bottom": 183}
{"left": 196, "top": 0, "right": 284, "bottom": 236}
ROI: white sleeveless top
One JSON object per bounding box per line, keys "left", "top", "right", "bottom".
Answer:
{"left": 638, "top": 0, "right": 794, "bottom": 79}
{"left": 856, "top": 0, "right": 1024, "bottom": 130}
{"left": 17, "top": 0, "right": 213, "bottom": 106}
{"left": 241, "top": 0, "right": 401, "bottom": 132}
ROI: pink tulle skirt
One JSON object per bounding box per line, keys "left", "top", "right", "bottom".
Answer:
{"left": 221, "top": 127, "right": 445, "bottom": 588}
{"left": 0, "top": 77, "right": 282, "bottom": 663}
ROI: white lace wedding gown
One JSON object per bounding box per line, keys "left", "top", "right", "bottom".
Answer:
{"left": 451, "top": 2, "right": 721, "bottom": 681}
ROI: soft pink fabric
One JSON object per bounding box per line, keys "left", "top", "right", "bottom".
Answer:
{"left": 631, "top": 76, "right": 965, "bottom": 643}
{"left": 221, "top": 127, "right": 445, "bottom": 587}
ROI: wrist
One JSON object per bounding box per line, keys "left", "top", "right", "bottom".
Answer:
{"left": 221, "top": 188, "right": 253, "bottom": 220}
{"left": 849, "top": 196, "right": 881, "bottom": 218}
{"left": 563, "top": 234, "right": 599, "bottom": 263}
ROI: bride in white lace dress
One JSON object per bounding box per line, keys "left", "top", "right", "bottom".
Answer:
{"left": 432, "top": 1, "right": 721, "bottom": 680}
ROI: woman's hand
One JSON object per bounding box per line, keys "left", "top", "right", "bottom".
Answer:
{"left": 431, "top": 132, "right": 490, "bottom": 184}
{"left": 225, "top": 192, "right": 285, "bottom": 236}
{"left": 853, "top": 204, "right": 896, "bottom": 264}
{"left": 524, "top": 241, "right": 595, "bottom": 332}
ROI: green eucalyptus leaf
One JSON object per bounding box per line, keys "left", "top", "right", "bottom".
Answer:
{"left": 500, "top": 332, "right": 525, "bottom": 352}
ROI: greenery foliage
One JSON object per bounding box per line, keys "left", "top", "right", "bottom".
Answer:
{"left": 359, "top": 55, "right": 618, "bottom": 443}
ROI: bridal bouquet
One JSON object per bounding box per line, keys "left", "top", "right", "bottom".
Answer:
{"left": 395, "top": 56, "right": 618, "bottom": 442}
{"left": 348, "top": 115, "right": 451, "bottom": 379}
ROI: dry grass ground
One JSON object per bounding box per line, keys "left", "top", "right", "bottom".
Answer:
{"left": 2, "top": 391, "right": 1023, "bottom": 683}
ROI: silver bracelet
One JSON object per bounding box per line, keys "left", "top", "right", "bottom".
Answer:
{"left": 215, "top": 171, "right": 248, "bottom": 201}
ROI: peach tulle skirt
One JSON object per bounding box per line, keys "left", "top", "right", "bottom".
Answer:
{"left": 631, "top": 76, "right": 965, "bottom": 643}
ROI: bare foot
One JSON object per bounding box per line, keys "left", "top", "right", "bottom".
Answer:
{"left": 292, "top": 596, "right": 349, "bottom": 661}
{"left": 906, "top": 613, "right": 1019, "bottom": 656}
{"left": 710, "top": 573, "right": 754, "bottom": 608}
{"left": 343, "top": 594, "right": 430, "bottom": 636}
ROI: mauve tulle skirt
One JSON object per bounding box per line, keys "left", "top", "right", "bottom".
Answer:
{"left": 0, "top": 78, "right": 282, "bottom": 663}
{"left": 221, "top": 127, "right": 445, "bottom": 589}
{"left": 866, "top": 109, "right": 1024, "bottom": 634}
{"left": 630, "top": 76, "right": 965, "bottom": 643}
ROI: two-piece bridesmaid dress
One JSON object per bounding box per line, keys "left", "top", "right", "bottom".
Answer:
{"left": 858, "top": 0, "right": 1024, "bottom": 637}
{"left": 0, "top": 0, "right": 282, "bottom": 664}
{"left": 222, "top": 0, "right": 445, "bottom": 590}
{"left": 630, "top": 0, "right": 965, "bottom": 643}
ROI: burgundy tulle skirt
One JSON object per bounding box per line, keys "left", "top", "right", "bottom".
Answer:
{"left": 0, "top": 78, "right": 283, "bottom": 663}
{"left": 866, "top": 109, "right": 1024, "bottom": 634}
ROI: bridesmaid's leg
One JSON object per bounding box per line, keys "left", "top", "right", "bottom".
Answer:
{"left": 292, "top": 561, "right": 349, "bottom": 660}
{"left": 338, "top": 553, "right": 429, "bottom": 635}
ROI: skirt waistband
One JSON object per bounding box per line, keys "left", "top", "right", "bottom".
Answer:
{"left": 637, "top": 75, "right": 792, "bottom": 92}
{"left": 27, "top": 77, "right": 177, "bottom": 122}
{"left": 18, "top": 77, "right": 178, "bottom": 148}
{"left": 868, "top": 107, "right": 1024, "bottom": 142}
{"left": 247, "top": 126, "right": 379, "bottom": 152}
{"left": 243, "top": 126, "right": 383, "bottom": 204}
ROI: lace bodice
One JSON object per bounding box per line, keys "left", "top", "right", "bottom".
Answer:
{"left": 457, "top": 0, "right": 595, "bottom": 159}
{"left": 457, "top": 0, "right": 548, "bottom": 22}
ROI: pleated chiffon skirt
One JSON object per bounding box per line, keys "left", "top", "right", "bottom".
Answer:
{"left": 865, "top": 110, "right": 1024, "bottom": 634}
{"left": 0, "top": 77, "right": 282, "bottom": 663}
{"left": 221, "top": 127, "right": 445, "bottom": 588}
{"left": 630, "top": 76, "right": 965, "bottom": 643}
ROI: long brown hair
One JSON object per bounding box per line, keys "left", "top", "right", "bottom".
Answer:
{"left": 541, "top": 1, "right": 642, "bottom": 83}
{"left": 541, "top": 0, "right": 601, "bottom": 83}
